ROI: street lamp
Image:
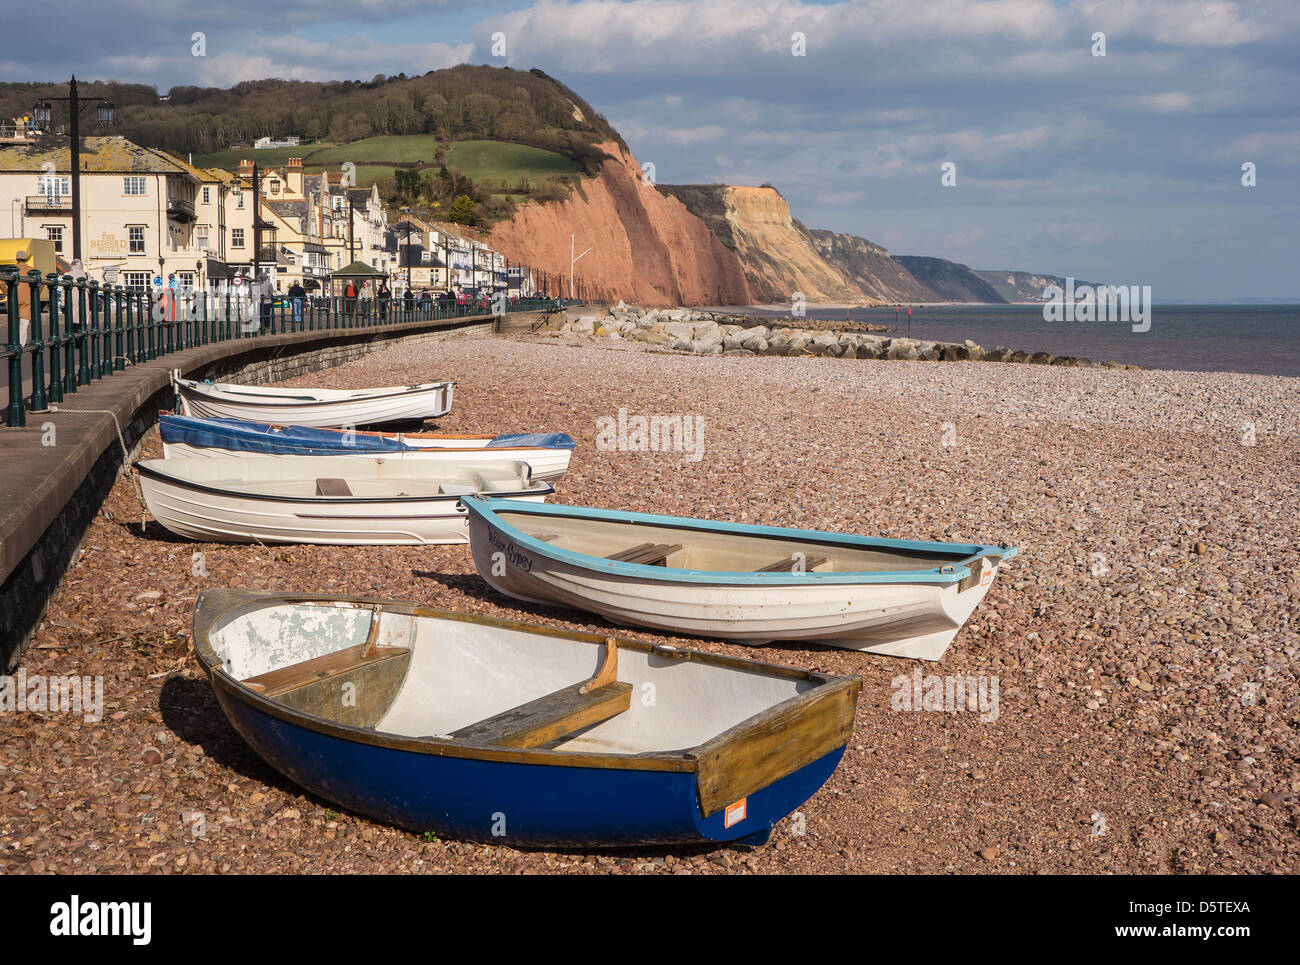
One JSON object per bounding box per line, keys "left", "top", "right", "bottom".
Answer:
{"left": 570, "top": 232, "right": 591, "bottom": 301}
{"left": 30, "top": 76, "right": 116, "bottom": 262}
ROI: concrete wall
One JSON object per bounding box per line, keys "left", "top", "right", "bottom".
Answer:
{"left": 0, "top": 315, "right": 493, "bottom": 670}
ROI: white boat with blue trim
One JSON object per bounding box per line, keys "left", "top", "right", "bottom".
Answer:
{"left": 171, "top": 371, "right": 454, "bottom": 427}
{"left": 463, "top": 497, "right": 1018, "bottom": 661}
{"left": 137, "top": 456, "right": 552, "bottom": 545}
{"left": 158, "top": 414, "right": 576, "bottom": 481}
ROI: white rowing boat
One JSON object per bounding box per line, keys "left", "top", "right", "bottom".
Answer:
{"left": 463, "top": 498, "right": 1018, "bottom": 661}
{"left": 191, "top": 589, "right": 861, "bottom": 847}
{"left": 157, "top": 414, "right": 575, "bottom": 481}
{"left": 136, "top": 456, "right": 552, "bottom": 545}
{"left": 171, "top": 372, "right": 454, "bottom": 427}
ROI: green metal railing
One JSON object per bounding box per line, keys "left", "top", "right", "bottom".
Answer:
{"left": 2, "top": 266, "right": 578, "bottom": 427}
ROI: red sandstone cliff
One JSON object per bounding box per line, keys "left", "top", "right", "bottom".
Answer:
{"left": 486, "top": 143, "right": 751, "bottom": 306}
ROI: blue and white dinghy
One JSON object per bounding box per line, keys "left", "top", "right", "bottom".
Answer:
{"left": 159, "top": 414, "right": 576, "bottom": 481}
{"left": 192, "top": 589, "right": 861, "bottom": 847}
{"left": 463, "top": 498, "right": 1018, "bottom": 661}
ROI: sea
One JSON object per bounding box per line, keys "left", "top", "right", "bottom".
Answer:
{"left": 737, "top": 304, "right": 1300, "bottom": 377}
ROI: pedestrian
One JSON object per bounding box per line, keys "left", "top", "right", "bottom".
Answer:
{"left": 288, "top": 279, "right": 306, "bottom": 328}
{"left": 257, "top": 271, "right": 273, "bottom": 332}
{"left": 378, "top": 281, "right": 390, "bottom": 321}
{"left": 404, "top": 287, "right": 414, "bottom": 311}
{"left": 344, "top": 279, "right": 357, "bottom": 318}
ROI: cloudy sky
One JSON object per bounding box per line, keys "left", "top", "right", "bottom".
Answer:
{"left": 5, "top": 0, "right": 1298, "bottom": 300}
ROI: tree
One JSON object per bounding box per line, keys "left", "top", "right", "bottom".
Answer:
{"left": 394, "top": 168, "right": 422, "bottom": 199}
{"left": 448, "top": 194, "right": 477, "bottom": 226}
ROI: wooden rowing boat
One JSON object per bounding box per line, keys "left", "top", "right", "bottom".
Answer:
{"left": 158, "top": 414, "right": 576, "bottom": 481}
{"left": 136, "top": 456, "right": 552, "bottom": 545}
{"left": 171, "top": 372, "right": 454, "bottom": 427}
{"left": 191, "top": 589, "right": 861, "bottom": 847}
{"left": 463, "top": 497, "right": 1018, "bottom": 661}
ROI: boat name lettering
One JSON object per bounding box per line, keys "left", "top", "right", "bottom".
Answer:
{"left": 507, "top": 543, "right": 533, "bottom": 572}
{"left": 486, "top": 528, "right": 533, "bottom": 571}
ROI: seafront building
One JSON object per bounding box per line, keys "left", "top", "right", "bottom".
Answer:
{"left": 0, "top": 128, "right": 534, "bottom": 298}
{"left": 0, "top": 133, "right": 262, "bottom": 290}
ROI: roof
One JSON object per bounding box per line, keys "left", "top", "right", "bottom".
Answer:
{"left": 265, "top": 199, "right": 309, "bottom": 220}
{"left": 0, "top": 135, "right": 198, "bottom": 181}
{"left": 333, "top": 261, "right": 387, "bottom": 277}
{"left": 201, "top": 167, "right": 242, "bottom": 184}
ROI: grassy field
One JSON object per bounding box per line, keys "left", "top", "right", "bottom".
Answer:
{"left": 191, "top": 144, "right": 332, "bottom": 170}
{"left": 310, "top": 136, "right": 438, "bottom": 165}
{"left": 444, "top": 140, "right": 580, "bottom": 190}
{"left": 192, "top": 136, "right": 582, "bottom": 200}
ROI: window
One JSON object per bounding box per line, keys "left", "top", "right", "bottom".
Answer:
{"left": 176, "top": 272, "right": 195, "bottom": 289}
{"left": 235, "top": 191, "right": 245, "bottom": 209}
{"left": 123, "top": 271, "right": 150, "bottom": 291}
{"left": 124, "top": 176, "right": 147, "bottom": 196}
{"left": 128, "top": 226, "right": 146, "bottom": 254}
{"left": 45, "top": 225, "right": 63, "bottom": 252}
{"left": 232, "top": 228, "right": 245, "bottom": 248}
{"left": 37, "top": 175, "right": 70, "bottom": 199}
{"left": 201, "top": 186, "right": 211, "bottom": 204}
{"left": 196, "top": 226, "right": 210, "bottom": 250}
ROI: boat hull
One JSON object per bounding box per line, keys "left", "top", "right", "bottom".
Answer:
{"left": 140, "top": 473, "right": 548, "bottom": 545}
{"left": 160, "top": 440, "right": 572, "bottom": 482}
{"left": 466, "top": 508, "right": 1011, "bottom": 661}
{"left": 174, "top": 378, "right": 454, "bottom": 427}
{"left": 211, "top": 677, "right": 842, "bottom": 846}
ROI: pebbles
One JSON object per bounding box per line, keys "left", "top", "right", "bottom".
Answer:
{"left": 2, "top": 333, "right": 1296, "bottom": 874}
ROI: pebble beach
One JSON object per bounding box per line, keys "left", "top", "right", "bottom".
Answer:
{"left": 3, "top": 329, "right": 1297, "bottom": 875}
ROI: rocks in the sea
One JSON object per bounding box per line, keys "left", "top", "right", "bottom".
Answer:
{"left": 552, "top": 305, "right": 1137, "bottom": 369}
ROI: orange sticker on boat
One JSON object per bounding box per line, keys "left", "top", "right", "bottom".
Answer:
{"left": 981, "top": 569, "right": 993, "bottom": 587}
{"left": 724, "top": 799, "right": 748, "bottom": 828}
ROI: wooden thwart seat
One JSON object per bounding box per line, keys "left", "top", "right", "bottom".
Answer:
{"left": 316, "top": 477, "right": 353, "bottom": 497}
{"left": 449, "top": 637, "right": 629, "bottom": 748}
{"left": 243, "top": 643, "right": 409, "bottom": 697}
{"left": 756, "top": 554, "right": 828, "bottom": 573}
{"left": 606, "top": 542, "right": 683, "bottom": 566}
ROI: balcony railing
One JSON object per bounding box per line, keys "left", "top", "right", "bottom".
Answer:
{"left": 25, "top": 194, "right": 73, "bottom": 213}
{"left": 167, "top": 197, "right": 196, "bottom": 222}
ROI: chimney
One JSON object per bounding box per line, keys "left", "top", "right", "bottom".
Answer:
{"left": 238, "top": 158, "right": 254, "bottom": 178}
{"left": 286, "top": 157, "right": 303, "bottom": 197}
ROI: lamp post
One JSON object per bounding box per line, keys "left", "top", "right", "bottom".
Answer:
{"left": 31, "top": 76, "right": 115, "bottom": 261}
{"left": 570, "top": 232, "right": 591, "bottom": 301}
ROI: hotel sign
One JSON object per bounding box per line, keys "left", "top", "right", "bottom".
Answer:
{"left": 88, "top": 232, "right": 128, "bottom": 255}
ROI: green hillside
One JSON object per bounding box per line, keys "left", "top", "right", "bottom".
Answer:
{"left": 445, "top": 140, "right": 580, "bottom": 190}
